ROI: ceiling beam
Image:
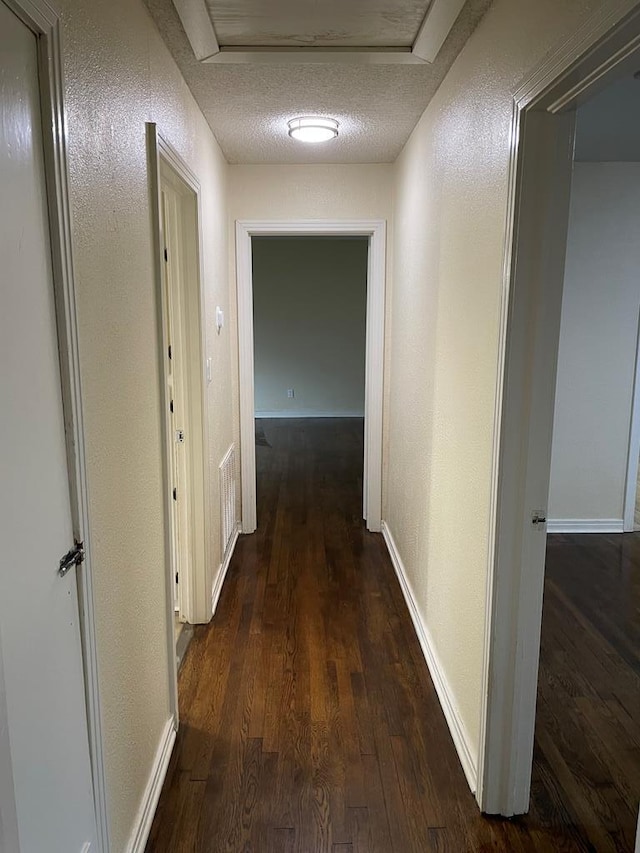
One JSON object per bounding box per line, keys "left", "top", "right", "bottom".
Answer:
{"left": 412, "top": 0, "right": 466, "bottom": 62}
{"left": 172, "top": 0, "right": 219, "bottom": 61}
{"left": 203, "top": 46, "right": 428, "bottom": 65}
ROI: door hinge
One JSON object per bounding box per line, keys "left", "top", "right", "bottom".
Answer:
{"left": 532, "top": 512, "right": 547, "bottom": 527}
{"left": 59, "top": 541, "right": 85, "bottom": 577}
{"left": 173, "top": 487, "right": 177, "bottom": 501}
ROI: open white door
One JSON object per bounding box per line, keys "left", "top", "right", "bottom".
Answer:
{"left": 0, "top": 3, "right": 97, "bottom": 850}
{"left": 153, "top": 148, "right": 209, "bottom": 627}
{"left": 160, "top": 182, "right": 191, "bottom": 621}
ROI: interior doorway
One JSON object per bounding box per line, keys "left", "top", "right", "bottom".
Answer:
{"left": 236, "top": 220, "right": 386, "bottom": 535}
{"left": 534, "top": 73, "right": 640, "bottom": 848}
{"left": 546, "top": 78, "right": 640, "bottom": 536}
{"left": 251, "top": 235, "right": 369, "bottom": 529}
{"left": 480, "top": 3, "right": 640, "bottom": 832}
{"left": 148, "top": 127, "right": 210, "bottom": 697}
{"left": 252, "top": 237, "right": 369, "bottom": 421}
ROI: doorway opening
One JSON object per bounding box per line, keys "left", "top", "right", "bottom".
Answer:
{"left": 148, "top": 126, "right": 210, "bottom": 706}
{"left": 547, "top": 74, "right": 640, "bottom": 536}
{"left": 236, "top": 220, "right": 386, "bottom": 535}
{"left": 480, "top": 5, "right": 640, "bottom": 842}
{"left": 251, "top": 235, "right": 369, "bottom": 524}
{"left": 535, "top": 74, "right": 640, "bottom": 849}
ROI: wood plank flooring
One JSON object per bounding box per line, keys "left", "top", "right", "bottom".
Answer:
{"left": 533, "top": 531, "right": 640, "bottom": 852}
{"left": 146, "top": 418, "right": 639, "bottom": 852}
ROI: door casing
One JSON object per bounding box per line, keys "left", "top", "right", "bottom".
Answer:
{"left": 147, "top": 125, "right": 211, "bottom": 732}
{"left": 0, "top": 0, "right": 108, "bottom": 849}
{"left": 479, "top": 0, "right": 640, "bottom": 817}
{"left": 623, "top": 314, "right": 640, "bottom": 531}
{"left": 235, "top": 219, "right": 387, "bottom": 535}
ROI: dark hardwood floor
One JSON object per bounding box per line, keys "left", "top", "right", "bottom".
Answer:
{"left": 533, "top": 531, "right": 639, "bottom": 852}
{"left": 146, "top": 418, "right": 640, "bottom": 852}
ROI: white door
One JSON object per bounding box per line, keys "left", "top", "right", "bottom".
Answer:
{"left": 0, "top": 4, "right": 98, "bottom": 852}
{"left": 161, "top": 178, "right": 191, "bottom": 619}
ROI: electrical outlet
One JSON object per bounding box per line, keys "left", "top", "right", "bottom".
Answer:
{"left": 287, "top": 388, "right": 294, "bottom": 398}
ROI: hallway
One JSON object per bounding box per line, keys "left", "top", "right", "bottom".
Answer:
{"left": 146, "top": 420, "right": 637, "bottom": 852}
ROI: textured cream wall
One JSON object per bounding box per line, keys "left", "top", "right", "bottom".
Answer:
{"left": 386, "top": 0, "right": 623, "bottom": 770}
{"left": 549, "top": 164, "right": 640, "bottom": 524}
{"left": 228, "top": 165, "right": 393, "bottom": 221}
{"left": 58, "top": 0, "right": 230, "bottom": 849}
{"left": 228, "top": 164, "right": 394, "bottom": 517}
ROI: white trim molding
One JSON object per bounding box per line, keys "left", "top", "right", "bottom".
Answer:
{"left": 172, "top": 0, "right": 464, "bottom": 64}
{"left": 236, "top": 219, "right": 386, "bottom": 535}
{"left": 381, "top": 522, "right": 477, "bottom": 793}
{"left": 125, "top": 717, "right": 176, "bottom": 853}
{"left": 255, "top": 410, "right": 365, "bottom": 419}
{"left": 211, "top": 523, "right": 240, "bottom": 617}
{"left": 623, "top": 307, "right": 640, "bottom": 531}
{"left": 172, "top": 0, "right": 219, "bottom": 61}
{"left": 547, "top": 519, "right": 624, "bottom": 534}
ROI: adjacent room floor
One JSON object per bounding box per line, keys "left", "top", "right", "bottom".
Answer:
{"left": 534, "top": 530, "right": 640, "bottom": 852}
{"left": 146, "top": 419, "right": 639, "bottom": 852}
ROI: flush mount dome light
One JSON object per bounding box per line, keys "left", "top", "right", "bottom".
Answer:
{"left": 287, "top": 116, "right": 339, "bottom": 143}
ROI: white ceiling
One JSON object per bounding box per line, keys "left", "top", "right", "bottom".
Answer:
{"left": 144, "top": 0, "right": 492, "bottom": 163}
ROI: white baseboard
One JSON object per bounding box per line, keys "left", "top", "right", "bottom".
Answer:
{"left": 126, "top": 716, "right": 176, "bottom": 853}
{"left": 255, "top": 410, "right": 364, "bottom": 419}
{"left": 546, "top": 518, "right": 624, "bottom": 533}
{"left": 381, "top": 521, "right": 478, "bottom": 794}
{"left": 211, "top": 523, "right": 240, "bottom": 617}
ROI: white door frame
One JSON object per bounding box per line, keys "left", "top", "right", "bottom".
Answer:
{"left": 147, "top": 125, "right": 211, "bottom": 722}
{"left": 0, "top": 628, "right": 20, "bottom": 852}
{"left": 623, "top": 310, "right": 640, "bottom": 531}
{"left": 478, "top": 0, "right": 640, "bottom": 817}
{"left": 1, "top": 0, "right": 109, "bottom": 849}
{"left": 236, "top": 220, "right": 386, "bottom": 534}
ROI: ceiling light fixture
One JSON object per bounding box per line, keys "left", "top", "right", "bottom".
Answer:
{"left": 287, "top": 116, "right": 339, "bottom": 143}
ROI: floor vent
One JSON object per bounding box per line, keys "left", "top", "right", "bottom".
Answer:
{"left": 219, "top": 444, "right": 236, "bottom": 559}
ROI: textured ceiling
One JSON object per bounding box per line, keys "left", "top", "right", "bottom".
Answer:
{"left": 144, "top": 0, "right": 492, "bottom": 164}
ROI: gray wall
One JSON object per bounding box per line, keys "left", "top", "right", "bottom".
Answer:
{"left": 252, "top": 237, "right": 368, "bottom": 417}
{"left": 548, "top": 163, "right": 640, "bottom": 527}
{"left": 575, "top": 75, "right": 640, "bottom": 162}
